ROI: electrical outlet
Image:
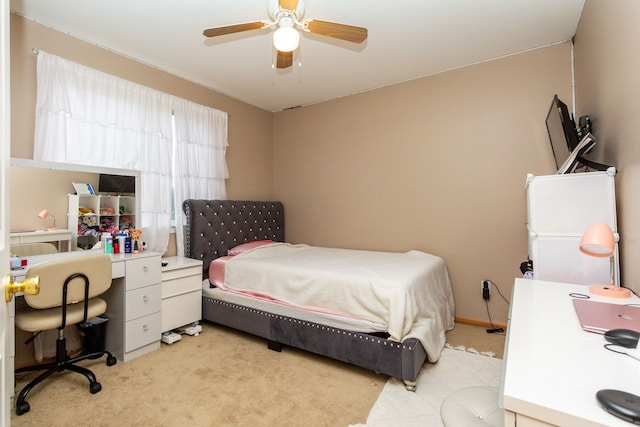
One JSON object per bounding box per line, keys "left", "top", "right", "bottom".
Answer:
{"left": 481, "top": 280, "right": 491, "bottom": 300}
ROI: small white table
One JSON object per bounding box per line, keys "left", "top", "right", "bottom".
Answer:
{"left": 10, "top": 229, "right": 73, "bottom": 252}
{"left": 502, "top": 278, "right": 640, "bottom": 426}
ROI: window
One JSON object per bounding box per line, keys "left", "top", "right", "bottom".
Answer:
{"left": 33, "top": 51, "right": 228, "bottom": 254}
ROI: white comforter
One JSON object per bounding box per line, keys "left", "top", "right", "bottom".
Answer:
{"left": 222, "top": 243, "right": 455, "bottom": 361}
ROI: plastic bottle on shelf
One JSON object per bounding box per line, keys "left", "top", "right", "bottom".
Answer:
{"left": 117, "top": 232, "right": 127, "bottom": 254}
{"left": 105, "top": 235, "right": 113, "bottom": 254}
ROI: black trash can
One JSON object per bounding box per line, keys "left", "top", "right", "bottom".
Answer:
{"left": 78, "top": 316, "right": 109, "bottom": 355}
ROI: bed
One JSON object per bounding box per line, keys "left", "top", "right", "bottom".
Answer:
{"left": 182, "top": 199, "right": 455, "bottom": 390}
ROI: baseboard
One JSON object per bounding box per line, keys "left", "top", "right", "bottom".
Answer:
{"left": 455, "top": 316, "right": 507, "bottom": 331}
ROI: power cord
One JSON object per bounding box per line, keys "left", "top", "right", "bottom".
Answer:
{"left": 484, "top": 280, "right": 510, "bottom": 335}
{"left": 604, "top": 344, "right": 640, "bottom": 361}
{"left": 483, "top": 299, "right": 504, "bottom": 334}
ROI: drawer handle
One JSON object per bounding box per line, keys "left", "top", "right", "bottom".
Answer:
{"left": 143, "top": 324, "right": 149, "bottom": 331}
{"left": 143, "top": 266, "right": 149, "bottom": 272}
{"left": 143, "top": 295, "right": 148, "bottom": 303}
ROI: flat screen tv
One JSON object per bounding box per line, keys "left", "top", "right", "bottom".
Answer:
{"left": 546, "top": 95, "right": 579, "bottom": 170}
{"left": 98, "top": 173, "right": 135, "bottom": 195}
{"left": 545, "top": 95, "right": 610, "bottom": 174}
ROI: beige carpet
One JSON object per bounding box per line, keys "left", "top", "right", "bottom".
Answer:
{"left": 11, "top": 323, "right": 386, "bottom": 427}
{"left": 11, "top": 322, "right": 504, "bottom": 426}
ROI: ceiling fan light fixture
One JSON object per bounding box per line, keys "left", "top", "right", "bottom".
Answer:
{"left": 273, "top": 24, "right": 300, "bottom": 52}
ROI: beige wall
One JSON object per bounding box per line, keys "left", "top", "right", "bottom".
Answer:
{"left": 10, "top": 166, "right": 97, "bottom": 232}
{"left": 273, "top": 44, "right": 573, "bottom": 324}
{"left": 10, "top": 13, "right": 577, "bottom": 324}
{"left": 574, "top": 0, "right": 640, "bottom": 295}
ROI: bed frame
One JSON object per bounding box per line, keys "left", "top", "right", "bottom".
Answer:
{"left": 182, "top": 199, "right": 427, "bottom": 390}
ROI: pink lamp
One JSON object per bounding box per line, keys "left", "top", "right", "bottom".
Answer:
{"left": 38, "top": 209, "right": 57, "bottom": 231}
{"left": 579, "top": 222, "right": 630, "bottom": 298}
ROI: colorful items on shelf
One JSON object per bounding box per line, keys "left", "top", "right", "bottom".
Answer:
{"left": 99, "top": 229, "right": 142, "bottom": 254}
{"left": 100, "top": 207, "right": 115, "bottom": 215}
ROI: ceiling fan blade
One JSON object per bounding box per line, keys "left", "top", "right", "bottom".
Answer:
{"left": 276, "top": 50, "right": 293, "bottom": 69}
{"left": 278, "top": 0, "right": 299, "bottom": 10}
{"left": 203, "top": 21, "right": 266, "bottom": 38}
{"left": 306, "top": 20, "right": 368, "bottom": 43}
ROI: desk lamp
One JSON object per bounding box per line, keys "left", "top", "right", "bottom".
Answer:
{"left": 579, "top": 222, "right": 630, "bottom": 298}
{"left": 38, "top": 209, "right": 57, "bottom": 231}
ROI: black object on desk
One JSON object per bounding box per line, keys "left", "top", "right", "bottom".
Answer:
{"left": 597, "top": 389, "right": 640, "bottom": 424}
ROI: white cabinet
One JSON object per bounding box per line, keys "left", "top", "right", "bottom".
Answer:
{"left": 103, "top": 252, "right": 162, "bottom": 362}
{"left": 68, "top": 194, "right": 137, "bottom": 249}
{"left": 526, "top": 168, "right": 619, "bottom": 286}
{"left": 161, "top": 256, "right": 203, "bottom": 332}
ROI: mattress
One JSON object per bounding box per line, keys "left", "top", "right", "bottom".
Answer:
{"left": 208, "top": 242, "right": 455, "bottom": 361}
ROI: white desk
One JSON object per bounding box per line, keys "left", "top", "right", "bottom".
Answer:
{"left": 10, "top": 229, "right": 73, "bottom": 252}
{"left": 502, "top": 278, "right": 640, "bottom": 426}
{"left": 10, "top": 250, "right": 163, "bottom": 362}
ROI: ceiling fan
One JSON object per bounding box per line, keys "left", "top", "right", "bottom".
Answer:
{"left": 203, "top": 0, "right": 368, "bottom": 69}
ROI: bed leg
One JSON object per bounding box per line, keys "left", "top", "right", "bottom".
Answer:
{"left": 404, "top": 380, "right": 417, "bottom": 392}
{"left": 267, "top": 340, "right": 282, "bottom": 352}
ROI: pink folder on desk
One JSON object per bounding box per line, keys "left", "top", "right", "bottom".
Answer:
{"left": 573, "top": 298, "right": 640, "bottom": 334}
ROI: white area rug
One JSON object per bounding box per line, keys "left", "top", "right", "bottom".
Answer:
{"left": 351, "top": 345, "right": 503, "bottom": 427}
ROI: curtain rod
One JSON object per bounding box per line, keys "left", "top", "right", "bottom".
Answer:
{"left": 32, "top": 48, "right": 39, "bottom": 55}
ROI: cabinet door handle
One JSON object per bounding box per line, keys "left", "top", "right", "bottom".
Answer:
{"left": 143, "top": 266, "right": 149, "bottom": 272}
{"left": 143, "top": 324, "right": 149, "bottom": 331}
{"left": 143, "top": 295, "right": 148, "bottom": 302}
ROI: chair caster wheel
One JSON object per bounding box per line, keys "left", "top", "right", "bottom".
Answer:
{"left": 106, "top": 355, "right": 117, "bottom": 366}
{"left": 90, "top": 382, "right": 102, "bottom": 394}
{"left": 16, "top": 401, "right": 30, "bottom": 416}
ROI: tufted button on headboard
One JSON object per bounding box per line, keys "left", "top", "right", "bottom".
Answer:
{"left": 182, "top": 200, "right": 285, "bottom": 275}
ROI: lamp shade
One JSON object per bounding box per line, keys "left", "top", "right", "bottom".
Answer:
{"left": 579, "top": 222, "right": 615, "bottom": 257}
{"left": 38, "top": 209, "right": 56, "bottom": 230}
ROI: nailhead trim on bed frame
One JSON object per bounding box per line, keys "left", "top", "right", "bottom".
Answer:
{"left": 208, "top": 297, "right": 419, "bottom": 351}
{"left": 203, "top": 296, "right": 425, "bottom": 383}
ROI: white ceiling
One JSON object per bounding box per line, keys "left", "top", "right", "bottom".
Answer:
{"left": 11, "top": 0, "right": 585, "bottom": 112}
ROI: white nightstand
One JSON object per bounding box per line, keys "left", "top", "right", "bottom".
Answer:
{"left": 160, "top": 256, "right": 203, "bottom": 333}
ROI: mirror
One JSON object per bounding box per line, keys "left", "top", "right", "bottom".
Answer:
{"left": 10, "top": 158, "right": 140, "bottom": 250}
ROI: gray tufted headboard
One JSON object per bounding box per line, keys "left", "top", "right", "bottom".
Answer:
{"left": 182, "top": 200, "right": 285, "bottom": 276}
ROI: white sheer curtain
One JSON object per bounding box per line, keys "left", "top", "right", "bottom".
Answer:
{"left": 34, "top": 51, "right": 174, "bottom": 253}
{"left": 172, "top": 98, "right": 228, "bottom": 256}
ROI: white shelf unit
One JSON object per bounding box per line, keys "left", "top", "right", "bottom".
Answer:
{"left": 68, "top": 194, "right": 137, "bottom": 248}
{"left": 526, "top": 168, "right": 619, "bottom": 286}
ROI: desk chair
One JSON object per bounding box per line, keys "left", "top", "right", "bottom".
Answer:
{"left": 14, "top": 253, "right": 117, "bottom": 416}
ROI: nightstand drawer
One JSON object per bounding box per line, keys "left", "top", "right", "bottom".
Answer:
{"left": 111, "top": 260, "right": 125, "bottom": 278}
{"left": 161, "top": 290, "right": 202, "bottom": 332}
{"left": 162, "top": 273, "right": 201, "bottom": 298}
{"left": 126, "top": 256, "right": 161, "bottom": 290}
{"left": 161, "top": 264, "right": 201, "bottom": 281}
{"left": 125, "top": 312, "right": 161, "bottom": 352}
{"left": 126, "top": 285, "right": 161, "bottom": 321}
